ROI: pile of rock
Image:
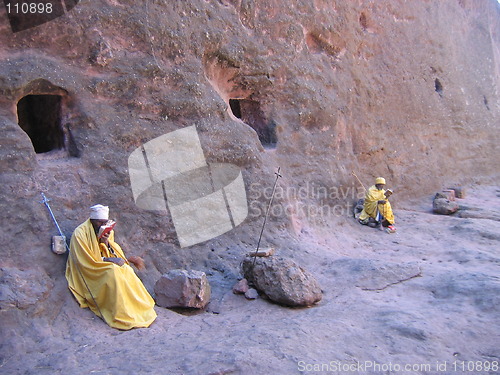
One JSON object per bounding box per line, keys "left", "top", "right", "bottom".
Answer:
{"left": 154, "top": 249, "right": 323, "bottom": 310}
{"left": 433, "top": 187, "right": 465, "bottom": 215}
{"left": 232, "top": 278, "right": 259, "bottom": 300}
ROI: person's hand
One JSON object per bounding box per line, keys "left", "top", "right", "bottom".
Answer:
{"left": 128, "top": 256, "right": 145, "bottom": 270}
{"left": 99, "top": 231, "right": 110, "bottom": 246}
{"left": 103, "top": 257, "right": 125, "bottom": 266}
{"left": 378, "top": 200, "right": 387, "bottom": 205}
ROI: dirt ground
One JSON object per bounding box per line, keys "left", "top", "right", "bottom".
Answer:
{"left": 1, "top": 185, "right": 499, "bottom": 375}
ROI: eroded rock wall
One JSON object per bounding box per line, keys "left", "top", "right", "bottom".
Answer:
{"left": 0, "top": 0, "right": 499, "bottom": 322}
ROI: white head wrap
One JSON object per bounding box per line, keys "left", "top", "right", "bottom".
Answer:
{"left": 89, "top": 204, "right": 109, "bottom": 220}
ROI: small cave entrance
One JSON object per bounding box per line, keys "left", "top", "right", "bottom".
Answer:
{"left": 229, "top": 99, "right": 276, "bottom": 148}
{"left": 17, "top": 94, "right": 64, "bottom": 153}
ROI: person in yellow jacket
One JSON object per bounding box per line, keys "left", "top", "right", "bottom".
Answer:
{"left": 358, "top": 177, "right": 396, "bottom": 232}
{"left": 66, "top": 204, "right": 157, "bottom": 330}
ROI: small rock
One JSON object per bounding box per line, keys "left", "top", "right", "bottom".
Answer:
{"left": 246, "top": 247, "right": 275, "bottom": 257}
{"left": 154, "top": 269, "right": 211, "bottom": 309}
{"left": 441, "top": 189, "right": 456, "bottom": 201}
{"left": 433, "top": 197, "right": 459, "bottom": 215}
{"left": 244, "top": 288, "right": 259, "bottom": 300}
{"left": 232, "top": 278, "right": 249, "bottom": 294}
{"left": 450, "top": 187, "right": 466, "bottom": 199}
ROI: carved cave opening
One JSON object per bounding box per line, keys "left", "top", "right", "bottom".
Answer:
{"left": 17, "top": 94, "right": 65, "bottom": 154}
{"left": 229, "top": 99, "right": 276, "bottom": 147}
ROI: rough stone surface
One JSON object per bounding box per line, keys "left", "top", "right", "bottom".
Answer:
{"left": 433, "top": 197, "right": 460, "bottom": 215}
{"left": 0, "top": 0, "right": 499, "bottom": 373}
{"left": 242, "top": 257, "right": 322, "bottom": 307}
{"left": 329, "top": 258, "right": 422, "bottom": 291}
{"left": 0, "top": 267, "right": 54, "bottom": 310}
{"left": 154, "top": 269, "right": 211, "bottom": 309}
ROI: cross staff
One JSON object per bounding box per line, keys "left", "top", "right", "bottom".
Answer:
{"left": 252, "top": 167, "right": 282, "bottom": 268}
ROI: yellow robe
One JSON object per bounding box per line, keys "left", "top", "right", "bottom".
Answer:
{"left": 359, "top": 185, "right": 395, "bottom": 224}
{"left": 65, "top": 219, "right": 157, "bottom": 330}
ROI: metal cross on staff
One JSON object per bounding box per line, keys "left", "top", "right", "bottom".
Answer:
{"left": 252, "top": 167, "right": 282, "bottom": 268}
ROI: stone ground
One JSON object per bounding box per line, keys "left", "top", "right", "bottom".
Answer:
{"left": 1, "top": 185, "right": 499, "bottom": 375}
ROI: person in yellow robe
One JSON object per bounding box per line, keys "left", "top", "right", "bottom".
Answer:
{"left": 358, "top": 177, "right": 396, "bottom": 232}
{"left": 66, "top": 204, "right": 157, "bottom": 330}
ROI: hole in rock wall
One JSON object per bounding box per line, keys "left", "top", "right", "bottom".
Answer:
{"left": 359, "top": 13, "right": 368, "bottom": 31}
{"left": 203, "top": 53, "right": 277, "bottom": 149}
{"left": 434, "top": 78, "right": 443, "bottom": 97}
{"left": 229, "top": 99, "right": 276, "bottom": 148}
{"left": 483, "top": 95, "right": 490, "bottom": 110}
{"left": 229, "top": 99, "right": 242, "bottom": 119}
{"left": 17, "top": 95, "right": 65, "bottom": 153}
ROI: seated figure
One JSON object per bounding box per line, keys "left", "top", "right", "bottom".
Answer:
{"left": 358, "top": 177, "right": 396, "bottom": 232}
{"left": 65, "top": 204, "right": 157, "bottom": 330}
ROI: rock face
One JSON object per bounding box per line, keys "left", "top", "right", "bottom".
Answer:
{"left": 154, "top": 269, "right": 211, "bottom": 309}
{"left": 0, "top": 0, "right": 499, "bottom": 372}
{"left": 0, "top": 0, "right": 498, "bottom": 279}
{"left": 0, "top": 267, "right": 54, "bottom": 310}
{"left": 242, "top": 257, "right": 322, "bottom": 307}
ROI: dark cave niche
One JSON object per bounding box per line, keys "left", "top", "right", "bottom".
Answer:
{"left": 229, "top": 99, "right": 277, "bottom": 148}
{"left": 359, "top": 12, "right": 368, "bottom": 31}
{"left": 434, "top": 78, "right": 443, "bottom": 97}
{"left": 17, "top": 94, "right": 65, "bottom": 154}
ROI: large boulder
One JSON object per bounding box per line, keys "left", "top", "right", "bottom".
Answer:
{"left": 242, "top": 256, "right": 322, "bottom": 307}
{"left": 154, "top": 269, "right": 211, "bottom": 309}
{"left": 433, "top": 196, "right": 459, "bottom": 215}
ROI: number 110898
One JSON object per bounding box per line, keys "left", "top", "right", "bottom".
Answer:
{"left": 6, "top": 2, "right": 53, "bottom": 14}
